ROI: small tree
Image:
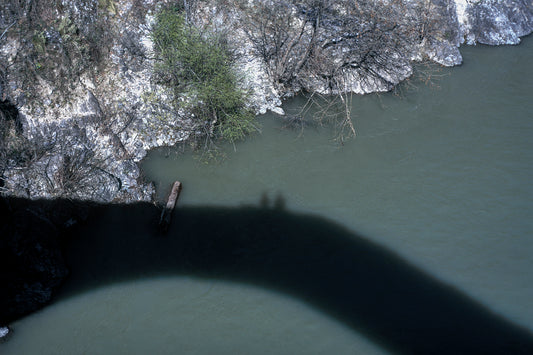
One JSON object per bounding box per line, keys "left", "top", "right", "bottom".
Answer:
{"left": 152, "top": 6, "right": 257, "bottom": 149}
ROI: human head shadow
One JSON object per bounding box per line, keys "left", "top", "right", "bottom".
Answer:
{"left": 52, "top": 199, "right": 533, "bottom": 355}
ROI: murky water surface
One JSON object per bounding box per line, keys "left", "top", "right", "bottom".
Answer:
{"left": 3, "top": 38, "right": 532, "bottom": 354}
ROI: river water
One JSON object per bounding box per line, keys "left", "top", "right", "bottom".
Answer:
{"left": 3, "top": 37, "right": 533, "bottom": 354}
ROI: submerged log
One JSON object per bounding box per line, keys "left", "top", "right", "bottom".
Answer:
{"left": 159, "top": 181, "right": 182, "bottom": 233}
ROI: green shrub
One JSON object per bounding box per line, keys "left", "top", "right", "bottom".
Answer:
{"left": 152, "top": 6, "right": 256, "bottom": 145}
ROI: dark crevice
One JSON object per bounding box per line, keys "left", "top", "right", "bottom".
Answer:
{"left": 0, "top": 99, "right": 22, "bottom": 134}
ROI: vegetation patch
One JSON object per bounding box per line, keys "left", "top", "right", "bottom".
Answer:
{"left": 151, "top": 5, "right": 256, "bottom": 149}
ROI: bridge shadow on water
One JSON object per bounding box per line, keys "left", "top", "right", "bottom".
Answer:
{"left": 2, "top": 199, "right": 533, "bottom": 354}
{"left": 42, "top": 196, "right": 533, "bottom": 355}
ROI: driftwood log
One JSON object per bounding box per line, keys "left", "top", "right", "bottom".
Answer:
{"left": 159, "top": 181, "right": 182, "bottom": 233}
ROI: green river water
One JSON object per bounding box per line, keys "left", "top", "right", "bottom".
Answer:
{"left": 2, "top": 37, "right": 532, "bottom": 354}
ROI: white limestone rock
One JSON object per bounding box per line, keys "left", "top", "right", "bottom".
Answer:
{"left": 455, "top": 0, "right": 533, "bottom": 45}
{"left": 0, "top": 326, "right": 10, "bottom": 341}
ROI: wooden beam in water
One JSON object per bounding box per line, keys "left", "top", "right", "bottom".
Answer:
{"left": 159, "top": 181, "right": 182, "bottom": 233}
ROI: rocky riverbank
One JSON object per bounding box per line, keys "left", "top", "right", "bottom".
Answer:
{"left": 0, "top": 0, "right": 532, "bottom": 204}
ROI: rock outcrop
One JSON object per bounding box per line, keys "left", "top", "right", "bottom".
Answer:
{"left": 0, "top": 326, "right": 11, "bottom": 343}
{"left": 456, "top": 0, "right": 533, "bottom": 45}
{"left": 0, "top": 0, "right": 531, "bottom": 203}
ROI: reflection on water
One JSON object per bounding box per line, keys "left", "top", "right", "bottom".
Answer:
{"left": 3, "top": 37, "right": 533, "bottom": 354}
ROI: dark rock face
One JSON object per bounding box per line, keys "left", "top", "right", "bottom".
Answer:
{"left": 0, "top": 197, "right": 88, "bottom": 324}
{"left": 0, "top": 100, "right": 20, "bottom": 127}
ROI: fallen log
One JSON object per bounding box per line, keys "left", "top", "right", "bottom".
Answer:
{"left": 159, "top": 181, "right": 182, "bottom": 233}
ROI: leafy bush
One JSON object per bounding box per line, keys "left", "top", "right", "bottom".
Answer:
{"left": 152, "top": 6, "right": 256, "bottom": 145}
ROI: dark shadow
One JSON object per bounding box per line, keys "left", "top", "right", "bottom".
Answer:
{"left": 2, "top": 196, "right": 533, "bottom": 354}
{"left": 0, "top": 99, "right": 23, "bottom": 133}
